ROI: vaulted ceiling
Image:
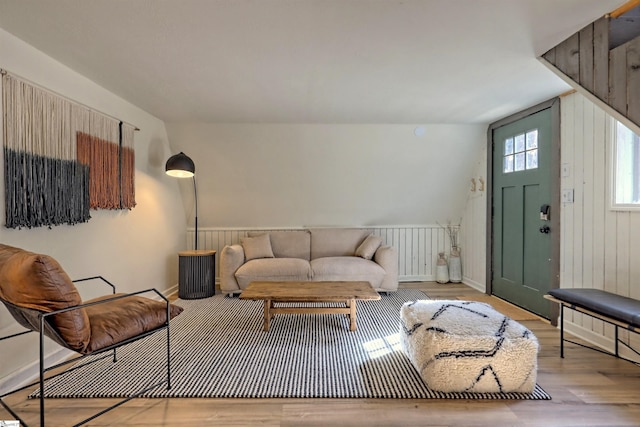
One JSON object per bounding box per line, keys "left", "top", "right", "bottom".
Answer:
{"left": 0, "top": 0, "right": 626, "bottom": 124}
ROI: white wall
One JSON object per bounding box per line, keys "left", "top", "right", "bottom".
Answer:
{"left": 459, "top": 144, "right": 488, "bottom": 291}
{"left": 0, "top": 29, "right": 187, "bottom": 388}
{"left": 165, "top": 123, "right": 486, "bottom": 228}
{"left": 559, "top": 91, "right": 640, "bottom": 359}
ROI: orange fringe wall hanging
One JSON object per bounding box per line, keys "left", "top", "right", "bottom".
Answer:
{"left": 76, "top": 129, "right": 136, "bottom": 210}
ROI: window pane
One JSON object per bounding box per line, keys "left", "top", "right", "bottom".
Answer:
{"left": 515, "top": 134, "right": 525, "bottom": 152}
{"left": 515, "top": 152, "right": 525, "bottom": 171}
{"left": 526, "top": 149, "right": 538, "bottom": 169}
{"left": 526, "top": 129, "right": 538, "bottom": 149}
{"left": 503, "top": 155, "right": 514, "bottom": 173}
{"left": 615, "top": 121, "right": 639, "bottom": 204}
{"left": 504, "top": 138, "right": 514, "bottom": 155}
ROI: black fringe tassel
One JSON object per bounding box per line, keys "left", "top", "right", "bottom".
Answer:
{"left": 4, "top": 148, "right": 90, "bottom": 229}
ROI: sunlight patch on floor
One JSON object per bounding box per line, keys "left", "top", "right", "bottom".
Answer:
{"left": 363, "top": 333, "right": 402, "bottom": 359}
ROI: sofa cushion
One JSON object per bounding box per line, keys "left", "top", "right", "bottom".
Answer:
{"left": 0, "top": 246, "right": 91, "bottom": 352}
{"left": 355, "top": 234, "right": 383, "bottom": 260}
{"left": 309, "top": 228, "right": 371, "bottom": 260}
{"left": 235, "top": 258, "right": 312, "bottom": 288}
{"left": 248, "top": 230, "right": 311, "bottom": 260}
{"left": 310, "top": 257, "right": 385, "bottom": 288}
{"left": 241, "top": 234, "right": 275, "bottom": 261}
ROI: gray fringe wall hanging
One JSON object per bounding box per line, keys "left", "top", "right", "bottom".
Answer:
{"left": 2, "top": 72, "right": 136, "bottom": 229}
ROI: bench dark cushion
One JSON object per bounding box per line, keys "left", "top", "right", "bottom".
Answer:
{"left": 548, "top": 288, "right": 640, "bottom": 328}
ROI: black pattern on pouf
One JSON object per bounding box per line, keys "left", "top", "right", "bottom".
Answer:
{"left": 400, "top": 300, "right": 539, "bottom": 393}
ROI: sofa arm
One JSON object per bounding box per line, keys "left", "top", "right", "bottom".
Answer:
{"left": 374, "top": 245, "right": 398, "bottom": 292}
{"left": 220, "top": 244, "right": 244, "bottom": 295}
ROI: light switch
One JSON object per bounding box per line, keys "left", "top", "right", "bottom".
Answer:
{"left": 562, "top": 163, "right": 570, "bottom": 177}
{"left": 561, "top": 189, "right": 574, "bottom": 203}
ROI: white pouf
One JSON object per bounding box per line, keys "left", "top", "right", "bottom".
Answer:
{"left": 400, "top": 299, "right": 539, "bottom": 393}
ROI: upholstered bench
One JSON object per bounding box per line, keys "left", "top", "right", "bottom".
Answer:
{"left": 400, "top": 299, "right": 539, "bottom": 393}
{"left": 545, "top": 288, "right": 640, "bottom": 361}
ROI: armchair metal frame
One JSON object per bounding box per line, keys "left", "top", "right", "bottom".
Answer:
{"left": 0, "top": 276, "right": 173, "bottom": 427}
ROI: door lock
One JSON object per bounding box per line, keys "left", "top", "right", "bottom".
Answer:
{"left": 540, "top": 204, "right": 550, "bottom": 221}
{"left": 539, "top": 225, "right": 550, "bottom": 234}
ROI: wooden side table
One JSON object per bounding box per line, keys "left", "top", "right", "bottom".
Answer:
{"left": 178, "top": 250, "right": 216, "bottom": 299}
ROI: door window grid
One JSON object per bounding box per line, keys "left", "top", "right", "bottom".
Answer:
{"left": 503, "top": 129, "right": 538, "bottom": 173}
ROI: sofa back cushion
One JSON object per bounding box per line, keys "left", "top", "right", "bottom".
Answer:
{"left": 0, "top": 244, "right": 91, "bottom": 352}
{"left": 309, "top": 228, "right": 371, "bottom": 260}
{"left": 248, "top": 230, "right": 311, "bottom": 261}
{"left": 355, "top": 234, "right": 383, "bottom": 260}
{"left": 241, "top": 233, "right": 275, "bottom": 261}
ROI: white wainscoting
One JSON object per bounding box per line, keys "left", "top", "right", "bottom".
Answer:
{"left": 560, "top": 92, "right": 640, "bottom": 355}
{"left": 187, "top": 226, "right": 456, "bottom": 283}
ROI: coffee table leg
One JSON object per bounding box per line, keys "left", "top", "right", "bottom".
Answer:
{"left": 263, "top": 299, "right": 271, "bottom": 331}
{"left": 349, "top": 299, "right": 357, "bottom": 331}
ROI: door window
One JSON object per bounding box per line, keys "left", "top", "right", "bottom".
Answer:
{"left": 503, "top": 129, "right": 539, "bottom": 174}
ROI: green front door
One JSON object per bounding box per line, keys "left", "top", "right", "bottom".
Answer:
{"left": 491, "top": 107, "right": 554, "bottom": 319}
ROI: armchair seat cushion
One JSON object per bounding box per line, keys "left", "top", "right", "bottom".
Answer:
{"left": 84, "top": 294, "right": 183, "bottom": 353}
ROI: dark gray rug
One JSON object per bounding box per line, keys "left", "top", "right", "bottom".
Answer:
{"left": 34, "top": 289, "right": 550, "bottom": 400}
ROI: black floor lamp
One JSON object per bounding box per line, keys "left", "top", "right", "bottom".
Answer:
{"left": 166, "top": 152, "right": 215, "bottom": 299}
{"left": 165, "top": 152, "right": 198, "bottom": 250}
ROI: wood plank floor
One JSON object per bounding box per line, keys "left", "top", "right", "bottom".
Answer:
{"left": 2, "top": 282, "right": 640, "bottom": 426}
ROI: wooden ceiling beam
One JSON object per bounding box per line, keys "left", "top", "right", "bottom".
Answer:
{"left": 608, "top": 0, "right": 640, "bottom": 19}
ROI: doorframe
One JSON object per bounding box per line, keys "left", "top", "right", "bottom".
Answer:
{"left": 485, "top": 98, "right": 561, "bottom": 324}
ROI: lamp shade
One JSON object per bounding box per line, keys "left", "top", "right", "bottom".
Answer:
{"left": 165, "top": 152, "right": 195, "bottom": 178}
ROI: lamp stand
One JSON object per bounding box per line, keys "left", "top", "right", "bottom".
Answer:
{"left": 193, "top": 176, "right": 198, "bottom": 250}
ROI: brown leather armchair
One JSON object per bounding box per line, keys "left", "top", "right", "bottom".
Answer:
{"left": 0, "top": 244, "right": 183, "bottom": 426}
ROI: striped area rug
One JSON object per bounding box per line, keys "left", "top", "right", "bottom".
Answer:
{"left": 36, "top": 289, "right": 550, "bottom": 400}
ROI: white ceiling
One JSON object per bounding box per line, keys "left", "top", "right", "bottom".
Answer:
{"left": 0, "top": 0, "right": 626, "bottom": 124}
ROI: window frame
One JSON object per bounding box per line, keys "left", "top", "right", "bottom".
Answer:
{"left": 610, "top": 117, "right": 640, "bottom": 211}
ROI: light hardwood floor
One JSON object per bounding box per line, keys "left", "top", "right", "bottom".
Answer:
{"left": 2, "top": 282, "right": 640, "bottom": 426}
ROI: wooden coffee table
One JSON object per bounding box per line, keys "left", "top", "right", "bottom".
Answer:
{"left": 239, "top": 281, "right": 381, "bottom": 332}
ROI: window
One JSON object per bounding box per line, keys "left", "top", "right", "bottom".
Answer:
{"left": 503, "top": 129, "right": 538, "bottom": 173}
{"left": 612, "top": 120, "right": 640, "bottom": 208}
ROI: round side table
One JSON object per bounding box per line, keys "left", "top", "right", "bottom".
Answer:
{"left": 178, "top": 250, "right": 216, "bottom": 299}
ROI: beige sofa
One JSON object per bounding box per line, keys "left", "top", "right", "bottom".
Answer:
{"left": 220, "top": 228, "right": 398, "bottom": 296}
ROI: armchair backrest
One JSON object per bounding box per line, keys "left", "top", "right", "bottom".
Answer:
{"left": 0, "top": 244, "right": 91, "bottom": 352}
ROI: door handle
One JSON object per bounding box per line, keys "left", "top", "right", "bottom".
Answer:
{"left": 539, "top": 225, "right": 550, "bottom": 234}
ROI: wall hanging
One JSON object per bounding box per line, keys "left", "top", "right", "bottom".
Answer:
{"left": 1, "top": 71, "right": 137, "bottom": 229}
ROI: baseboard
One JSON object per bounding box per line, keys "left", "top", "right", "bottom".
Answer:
{"left": 399, "top": 275, "right": 432, "bottom": 282}
{"left": 165, "top": 283, "right": 179, "bottom": 299}
{"left": 0, "top": 346, "right": 74, "bottom": 396}
{"left": 462, "top": 277, "right": 485, "bottom": 292}
{"left": 400, "top": 276, "right": 485, "bottom": 291}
